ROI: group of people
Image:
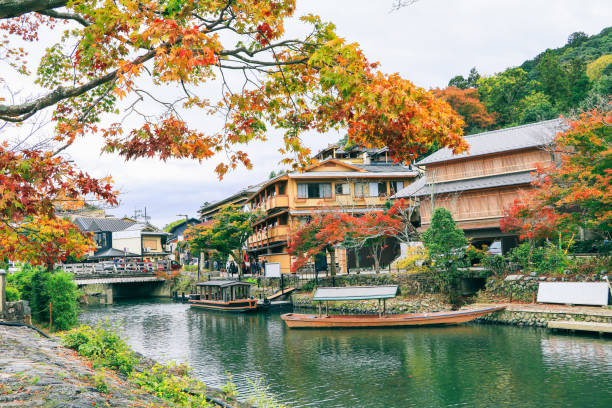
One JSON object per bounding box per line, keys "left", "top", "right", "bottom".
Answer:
{"left": 202, "top": 258, "right": 267, "bottom": 276}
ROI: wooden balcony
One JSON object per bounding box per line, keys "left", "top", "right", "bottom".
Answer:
{"left": 264, "top": 195, "right": 289, "bottom": 211}
{"left": 248, "top": 225, "right": 290, "bottom": 248}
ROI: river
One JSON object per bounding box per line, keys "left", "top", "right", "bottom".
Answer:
{"left": 79, "top": 299, "right": 612, "bottom": 408}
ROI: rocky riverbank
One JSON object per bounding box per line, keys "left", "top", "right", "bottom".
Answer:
{"left": 0, "top": 325, "right": 240, "bottom": 407}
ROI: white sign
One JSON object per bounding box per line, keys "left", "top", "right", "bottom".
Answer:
{"left": 537, "top": 282, "right": 609, "bottom": 306}
{"left": 264, "top": 262, "right": 281, "bottom": 278}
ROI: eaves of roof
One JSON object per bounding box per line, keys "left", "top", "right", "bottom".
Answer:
{"left": 412, "top": 171, "right": 534, "bottom": 197}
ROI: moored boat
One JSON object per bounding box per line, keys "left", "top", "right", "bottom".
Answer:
{"left": 281, "top": 285, "right": 505, "bottom": 328}
{"left": 189, "top": 280, "right": 258, "bottom": 312}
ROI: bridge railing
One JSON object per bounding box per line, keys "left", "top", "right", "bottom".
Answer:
{"left": 59, "top": 260, "right": 173, "bottom": 276}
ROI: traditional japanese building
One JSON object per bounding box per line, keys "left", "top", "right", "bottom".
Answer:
{"left": 245, "top": 156, "right": 420, "bottom": 274}
{"left": 394, "top": 119, "right": 564, "bottom": 253}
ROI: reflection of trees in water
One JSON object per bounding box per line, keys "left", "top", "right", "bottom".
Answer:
{"left": 81, "top": 303, "right": 612, "bottom": 408}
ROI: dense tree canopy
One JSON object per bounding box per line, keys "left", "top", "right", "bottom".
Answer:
{"left": 1, "top": 0, "right": 468, "bottom": 267}
{"left": 185, "top": 205, "right": 260, "bottom": 276}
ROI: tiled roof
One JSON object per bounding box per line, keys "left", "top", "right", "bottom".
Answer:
{"left": 402, "top": 171, "right": 534, "bottom": 197}
{"left": 417, "top": 119, "right": 564, "bottom": 166}
{"left": 392, "top": 176, "right": 427, "bottom": 198}
{"left": 74, "top": 217, "right": 136, "bottom": 232}
{"left": 351, "top": 163, "right": 414, "bottom": 173}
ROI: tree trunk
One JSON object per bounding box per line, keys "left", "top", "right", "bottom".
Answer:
{"left": 354, "top": 247, "right": 360, "bottom": 274}
{"left": 328, "top": 247, "right": 336, "bottom": 277}
{"left": 371, "top": 243, "right": 381, "bottom": 273}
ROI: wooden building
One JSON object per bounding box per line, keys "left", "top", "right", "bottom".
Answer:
{"left": 395, "top": 119, "right": 564, "bottom": 252}
{"left": 245, "top": 157, "right": 419, "bottom": 274}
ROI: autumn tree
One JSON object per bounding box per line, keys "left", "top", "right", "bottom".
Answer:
{"left": 501, "top": 106, "right": 612, "bottom": 247}
{"left": 352, "top": 210, "right": 403, "bottom": 273}
{"left": 288, "top": 212, "right": 354, "bottom": 277}
{"left": 185, "top": 205, "right": 260, "bottom": 277}
{"left": 2, "top": 1, "right": 468, "bottom": 267}
{"left": 0, "top": 216, "right": 95, "bottom": 272}
{"left": 432, "top": 86, "right": 496, "bottom": 133}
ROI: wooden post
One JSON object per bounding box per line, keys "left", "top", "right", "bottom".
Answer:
{"left": 318, "top": 302, "right": 322, "bottom": 316}
{"left": 378, "top": 299, "right": 382, "bottom": 318}
{"left": 383, "top": 299, "right": 386, "bottom": 315}
{"left": 326, "top": 301, "right": 329, "bottom": 317}
{"left": 0, "top": 269, "right": 6, "bottom": 317}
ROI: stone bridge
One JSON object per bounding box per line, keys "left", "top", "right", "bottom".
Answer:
{"left": 60, "top": 263, "right": 173, "bottom": 304}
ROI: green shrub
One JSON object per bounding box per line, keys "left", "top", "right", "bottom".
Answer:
{"left": 7, "top": 266, "right": 80, "bottom": 330}
{"left": 5, "top": 286, "right": 20, "bottom": 302}
{"left": 46, "top": 271, "right": 80, "bottom": 330}
{"left": 131, "top": 363, "right": 211, "bottom": 408}
{"left": 422, "top": 208, "right": 469, "bottom": 296}
{"left": 93, "top": 370, "right": 109, "bottom": 393}
{"left": 62, "top": 321, "right": 137, "bottom": 376}
{"left": 482, "top": 254, "right": 507, "bottom": 276}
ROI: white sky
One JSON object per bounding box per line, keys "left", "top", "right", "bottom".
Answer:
{"left": 6, "top": 0, "right": 612, "bottom": 227}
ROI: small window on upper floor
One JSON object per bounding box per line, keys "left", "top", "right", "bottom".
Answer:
{"left": 335, "top": 182, "right": 350, "bottom": 195}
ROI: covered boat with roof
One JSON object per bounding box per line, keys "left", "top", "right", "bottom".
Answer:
{"left": 281, "top": 285, "right": 504, "bottom": 328}
{"left": 189, "top": 280, "right": 257, "bottom": 312}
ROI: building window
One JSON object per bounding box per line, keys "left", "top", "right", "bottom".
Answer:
{"left": 94, "top": 232, "right": 107, "bottom": 248}
{"left": 143, "top": 238, "right": 159, "bottom": 251}
{"left": 389, "top": 181, "right": 404, "bottom": 194}
{"left": 377, "top": 182, "right": 388, "bottom": 197}
{"left": 297, "top": 183, "right": 332, "bottom": 198}
{"left": 354, "top": 182, "right": 367, "bottom": 197}
{"left": 335, "top": 182, "right": 350, "bottom": 195}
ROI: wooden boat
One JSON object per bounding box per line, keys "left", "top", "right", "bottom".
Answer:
{"left": 189, "top": 280, "right": 258, "bottom": 312}
{"left": 281, "top": 306, "right": 505, "bottom": 328}
{"left": 281, "top": 285, "right": 505, "bottom": 329}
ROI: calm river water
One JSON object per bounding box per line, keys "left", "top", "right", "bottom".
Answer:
{"left": 80, "top": 299, "right": 612, "bottom": 408}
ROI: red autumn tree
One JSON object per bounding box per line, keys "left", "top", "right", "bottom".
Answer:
{"left": 288, "top": 212, "right": 357, "bottom": 276}
{"left": 352, "top": 210, "right": 403, "bottom": 273}
{"left": 0, "top": 216, "right": 95, "bottom": 272}
{"left": 432, "top": 86, "right": 497, "bottom": 133}
{"left": 501, "top": 106, "right": 612, "bottom": 243}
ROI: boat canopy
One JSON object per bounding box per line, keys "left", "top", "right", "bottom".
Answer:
{"left": 313, "top": 285, "right": 398, "bottom": 301}
{"left": 196, "top": 280, "right": 253, "bottom": 287}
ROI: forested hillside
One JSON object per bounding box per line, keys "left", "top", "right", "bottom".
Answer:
{"left": 436, "top": 27, "right": 611, "bottom": 134}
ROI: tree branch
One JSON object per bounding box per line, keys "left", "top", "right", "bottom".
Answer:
{"left": 0, "top": 49, "right": 155, "bottom": 122}
{"left": 0, "top": 0, "right": 67, "bottom": 19}
{"left": 37, "top": 8, "right": 89, "bottom": 26}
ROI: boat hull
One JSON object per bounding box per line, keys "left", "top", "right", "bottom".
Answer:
{"left": 281, "top": 306, "right": 505, "bottom": 328}
{"left": 189, "top": 298, "right": 258, "bottom": 312}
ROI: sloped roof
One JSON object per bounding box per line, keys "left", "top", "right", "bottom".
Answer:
{"left": 392, "top": 176, "right": 427, "bottom": 198}
{"left": 407, "top": 171, "right": 534, "bottom": 197}
{"left": 88, "top": 248, "right": 140, "bottom": 259}
{"left": 74, "top": 217, "right": 136, "bottom": 232}
{"left": 313, "top": 285, "right": 398, "bottom": 301}
{"left": 417, "top": 119, "right": 564, "bottom": 166}
{"left": 352, "top": 163, "right": 415, "bottom": 173}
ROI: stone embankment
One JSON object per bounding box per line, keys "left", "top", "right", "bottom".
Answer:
{"left": 475, "top": 303, "right": 612, "bottom": 327}
{"left": 0, "top": 325, "right": 165, "bottom": 407}
{"left": 292, "top": 293, "right": 451, "bottom": 314}
{"left": 0, "top": 325, "right": 238, "bottom": 407}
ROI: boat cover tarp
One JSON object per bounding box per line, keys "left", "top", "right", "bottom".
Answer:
{"left": 313, "top": 285, "right": 398, "bottom": 301}
{"left": 196, "top": 280, "right": 253, "bottom": 287}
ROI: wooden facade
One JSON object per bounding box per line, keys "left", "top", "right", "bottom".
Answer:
{"left": 407, "top": 119, "right": 564, "bottom": 251}
{"left": 246, "top": 159, "right": 418, "bottom": 274}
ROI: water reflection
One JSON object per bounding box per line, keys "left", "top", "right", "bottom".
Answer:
{"left": 80, "top": 300, "right": 612, "bottom": 408}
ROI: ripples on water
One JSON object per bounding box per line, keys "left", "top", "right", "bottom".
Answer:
{"left": 79, "top": 299, "right": 612, "bottom": 408}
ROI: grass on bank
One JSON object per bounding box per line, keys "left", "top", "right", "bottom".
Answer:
{"left": 61, "top": 321, "right": 287, "bottom": 408}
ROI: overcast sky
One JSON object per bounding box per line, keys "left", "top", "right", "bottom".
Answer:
{"left": 31, "top": 0, "right": 612, "bottom": 227}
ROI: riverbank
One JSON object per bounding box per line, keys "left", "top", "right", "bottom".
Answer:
{"left": 0, "top": 324, "right": 242, "bottom": 407}
{"left": 475, "top": 303, "right": 612, "bottom": 328}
